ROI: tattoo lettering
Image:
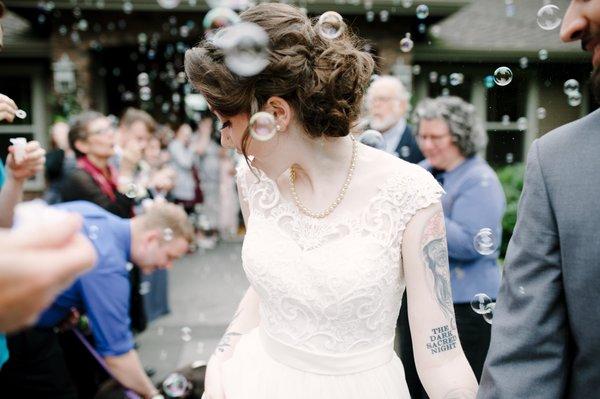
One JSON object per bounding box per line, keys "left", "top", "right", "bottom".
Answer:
{"left": 421, "top": 212, "right": 456, "bottom": 329}
{"left": 215, "top": 308, "right": 243, "bottom": 354}
{"left": 443, "top": 388, "right": 477, "bottom": 399}
{"left": 216, "top": 331, "right": 242, "bottom": 353}
{"left": 426, "top": 324, "right": 458, "bottom": 355}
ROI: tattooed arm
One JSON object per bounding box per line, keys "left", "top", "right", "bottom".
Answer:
{"left": 402, "top": 202, "right": 478, "bottom": 399}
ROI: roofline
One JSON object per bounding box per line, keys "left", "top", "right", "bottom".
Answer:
{"left": 4, "top": 0, "right": 471, "bottom": 15}
{"left": 413, "top": 46, "right": 591, "bottom": 63}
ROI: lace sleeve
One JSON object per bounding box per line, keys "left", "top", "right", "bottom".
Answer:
{"left": 235, "top": 161, "right": 252, "bottom": 204}
{"left": 397, "top": 164, "right": 445, "bottom": 231}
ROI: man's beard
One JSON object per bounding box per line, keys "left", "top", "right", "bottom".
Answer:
{"left": 592, "top": 66, "right": 600, "bottom": 106}
{"left": 369, "top": 115, "right": 399, "bottom": 132}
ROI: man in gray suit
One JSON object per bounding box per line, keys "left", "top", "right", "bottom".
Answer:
{"left": 477, "top": 2, "right": 600, "bottom": 398}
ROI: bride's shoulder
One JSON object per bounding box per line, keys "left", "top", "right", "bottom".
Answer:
{"left": 358, "top": 143, "right": 432, "bottom": 182}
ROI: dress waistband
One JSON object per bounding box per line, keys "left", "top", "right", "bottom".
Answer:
{"left": 258, "top": 328, "right": 394, "bottom": 375}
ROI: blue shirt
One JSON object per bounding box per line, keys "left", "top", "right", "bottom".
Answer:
{"left": 0, "top": 161, "right": 7, "bottom": 367}
{"left": 36, "top": 201, "right": 135, "bottom": 357}
{"left": 420, "top": 157, "right": 506, "bottom": 303}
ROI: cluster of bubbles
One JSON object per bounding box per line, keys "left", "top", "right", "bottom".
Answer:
{"left": 470, "top": 293, "right": 495, "bottom": 324}
{"left": 473, "top": 228, "right": 497, "bottom": 256}
{"left": 564, "top": 79, "right": 582, "bottom": 107}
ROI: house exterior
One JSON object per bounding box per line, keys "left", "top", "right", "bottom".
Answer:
{"left": 0, "top": 0, "right": 594, "bottom": 191}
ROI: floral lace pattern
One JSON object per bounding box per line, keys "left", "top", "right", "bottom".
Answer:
{"left": 236, "top": 161, "right": 444, "bottom": 354}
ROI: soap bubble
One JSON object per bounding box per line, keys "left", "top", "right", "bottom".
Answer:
{"left": 15, "top": 109, "right": 27, "bottom": 119}
{"left": 379, "top": 10, "right": 390, "bottom": 23}
{"left": 400, "top": 146, "right": 411, "bottom": 158}
{"left": 358, "top": 129, "right": 385, "bottom": 150}
{"left": 474, "top": 228, "right": 497, "bottom": 255}
{"left": 483, "top": 75, "right": 495, "bottom": 89}
{"left": 366, "top": 11, "right": 375, "bottom": 23}
{"left": 449, "top": 73, "right": 464, "bottom": 86}
{"left": 123, "top": 1, "right": 133, "bottom": 14}
{"left": 429, "top": 71, "right": 438, "bottom": 83}
{"left": 519, "top": 57, "right": 528, "bottom": 69}
{"left": 517, "top": 117, "right": 528, "bottom": 131}
{"left": 439, "top": 75, "right": 448, "bottom": 86}
{"left": 412, "top": 65, "right": 421, "bottom": 75}
{"left": 416, "top": 4, "right": 429, "bottom": 19}
{"left": 88, "top": 225, "right": 99, "bottom": 240}
{"left": 399, "top": 33, "right": 414, "bottom": 52}
{"left": 538, "top": 49, "right": 549, "bottom": 61}
{"left": 493, "top": 66, "right": 513, "bottom": 86}
{"left": 471, "top": 293, "right": 492, "bottom": 315}
{"left": 214, "top": 22, "right": 270, "bottom": 77}
{"left": 202, "top": 7, "right": 240, "bottom": 33}
{"left": 483, "top": 303, "right": 496, "bottom": 324}
{"left": 317, "top": 11, "right": 345, "bottom": 40}
{"left": 125, "top": 183, "right": 139, "bottom": 198}
{"left": 402, "top": 0, "right": 413, "bottom": 7}
{"left": 506, "top": 152, "right": 514, "bottom": 164}
{"left": 162, "top": 373, "right": 189, "bottom": 397}
{"left": 249, "top": 112, "right": 277, "bottom": 142}
{"left": 563, "top": 79, "right": 579, "bottom": 96}
{"left": 501, "top": 115, "right": 510, "bottom": 126}
{"left": 536, "top": 107, "right": 547, "bottom": 120}
{"left": 137, "top": 72, "right": 150, "bottom": 87}
{"left": 568, "top": 92, "right": 582, "bottom": 107}
{"left": 537, "top": 4, "right": 561, "bottom": 31}
{"left": 157, "top": 0, "right": 181, "bottom": 9}
{"left": 163, "top": 228, "right": 174, "bottom": 242}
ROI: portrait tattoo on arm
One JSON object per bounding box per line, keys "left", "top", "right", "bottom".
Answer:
{"left": 421, "top": 211, "right": 456, "bottom": 330}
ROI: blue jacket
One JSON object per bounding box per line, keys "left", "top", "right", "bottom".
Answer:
{"left": 420, "top": 157, "right": 506, "bottom": 303}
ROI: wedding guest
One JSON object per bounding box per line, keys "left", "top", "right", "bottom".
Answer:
{"left": 479, "top": 3, "right": 600, "bottom": 398}
{"left": 168, "top": 123, "right": 204, "bottom": 214}
{"left": 0, "top": 200, "right": 193, "bottom": 399}
{"left": 365, "top": 76, "right": 424, "bottom": 163}
{"left": 400, "top": 96, "right": 505, "bottom": 398}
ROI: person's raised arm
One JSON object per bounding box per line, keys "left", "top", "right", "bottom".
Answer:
{"left": 402, "top": 202, "right": 478, "bottom": 399}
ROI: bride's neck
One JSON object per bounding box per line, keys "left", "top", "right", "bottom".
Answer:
{"left": 284, "top": 134, "right": 354, "bottom": 191}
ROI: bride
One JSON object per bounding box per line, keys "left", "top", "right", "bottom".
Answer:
{"left": 185, "top": 3, "right": 478, "bottom": 398}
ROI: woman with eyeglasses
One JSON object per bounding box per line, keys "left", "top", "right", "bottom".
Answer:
{"left": 60, "top": 111, "right": 136, "bottom": 218}
{"left": 399, "top": 96, "right": 506, "bottom": 398}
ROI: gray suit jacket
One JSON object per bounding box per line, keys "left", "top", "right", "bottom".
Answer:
{"left": 477, "top": 108, "right": 600, "bottom": 398}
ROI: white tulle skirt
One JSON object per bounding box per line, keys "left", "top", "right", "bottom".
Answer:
{"left": 221, "top": 327, "right": 411, "bottom": 399}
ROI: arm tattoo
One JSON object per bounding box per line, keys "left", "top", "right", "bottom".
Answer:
{"left": 215, "top": 308, "right": 243, "bottom": 354}
{"left": 443, "top": 388, "right": 477, "bottom": 399}
{"left": 421, "top": 211, "right": 456, "bottom": 330}
{"left": 426, "top": 324, "right": 458, "bottom": 355}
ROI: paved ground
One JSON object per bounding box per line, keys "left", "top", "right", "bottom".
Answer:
{"left": 137, "top": 241, "right": 248, "bottom": 382}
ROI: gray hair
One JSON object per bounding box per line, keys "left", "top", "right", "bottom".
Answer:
{"left": 366, "top": 75, "right": 410, "bottom": 103}
{"left": 413, "top": 96, "right": 487, "bottom": 157}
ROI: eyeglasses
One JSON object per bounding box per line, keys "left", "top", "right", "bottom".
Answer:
{"left": 416, "top": 133, "right": 452, "bottom": 146}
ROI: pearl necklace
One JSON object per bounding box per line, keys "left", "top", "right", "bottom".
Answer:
{"left": 289, "top": 137, "right": 358, "bottom": 219}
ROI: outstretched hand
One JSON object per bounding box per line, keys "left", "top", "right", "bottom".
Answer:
{"left": 0, "top": 94, "right": 17, "bottom": 123}
{"left": 0, "top": 211, "right": 97, "bottom": 333}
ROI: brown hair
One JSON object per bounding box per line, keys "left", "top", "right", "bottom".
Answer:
{"left": 119, "top": 107, "right": 157, "bottom": 134}
{"left": 0, "top": 2, "right": 5, "bottom": 19}
{"left": 140, "top": 201, "right": 195, "bottom": 245}
{"left": 184, "top": 3, "right": 374, "bottom": 154}
{"left": 68, "top": 110, "right": 106, "bottom": 158}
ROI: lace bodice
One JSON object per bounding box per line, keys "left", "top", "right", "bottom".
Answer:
{"left": 237, "top": 159, "right": 443, "bottom": 354}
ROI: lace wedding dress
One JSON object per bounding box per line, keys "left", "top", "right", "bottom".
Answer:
{"left": 221, "top": 158, "right": 444, "bottom": 399}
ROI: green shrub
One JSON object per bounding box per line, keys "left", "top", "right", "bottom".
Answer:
{"left": 495, "top": 163, "right": 525, "bottom": 259}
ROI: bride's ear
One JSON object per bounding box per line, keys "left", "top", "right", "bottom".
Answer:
{"left": 263, "top": 96, "right": 292, "bottom": 132}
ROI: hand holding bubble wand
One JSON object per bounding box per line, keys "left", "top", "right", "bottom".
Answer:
{"left": 0, "top": 93, "right": 27, "bottom": 123}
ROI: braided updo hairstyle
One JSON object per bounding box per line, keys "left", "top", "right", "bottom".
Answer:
{"left": 184, "top": 3, "right": 374, "bottom": 146}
